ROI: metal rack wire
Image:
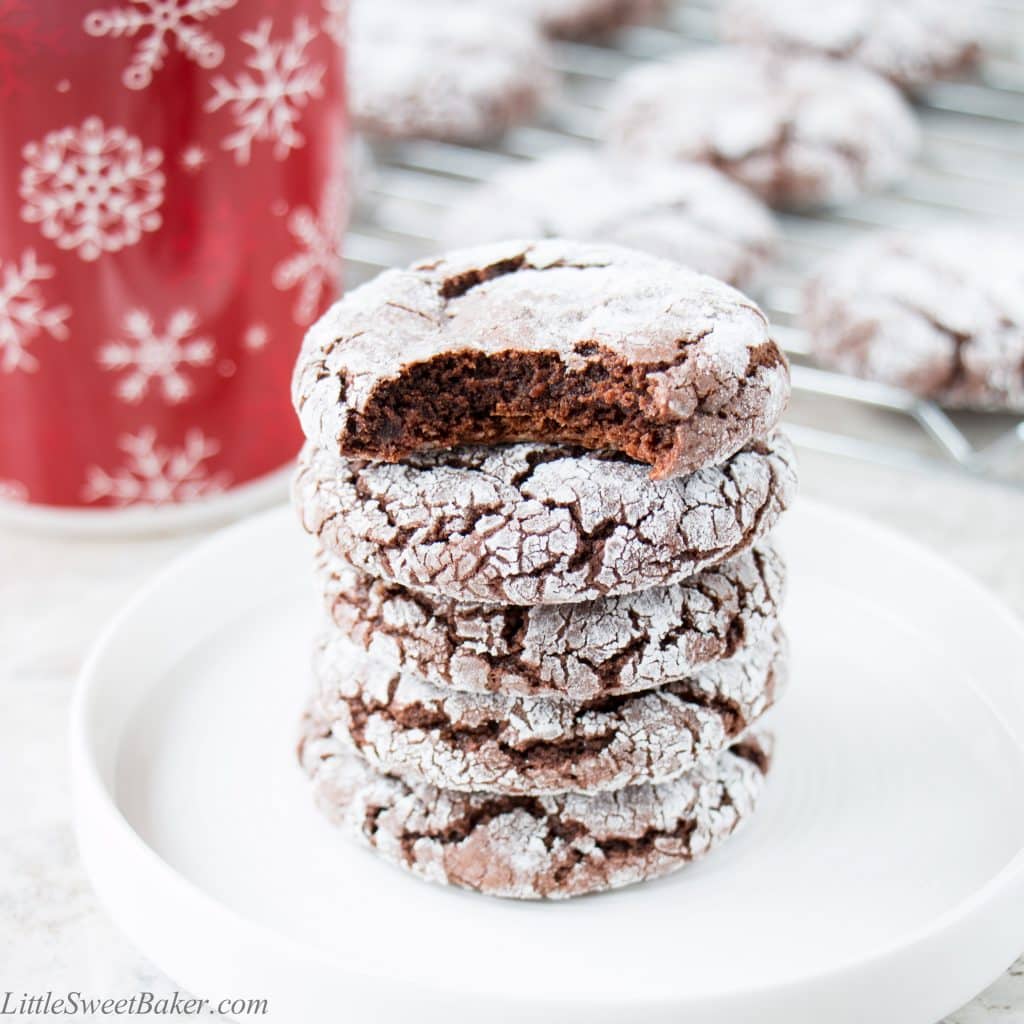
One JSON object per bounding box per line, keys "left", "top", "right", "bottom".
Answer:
{"left": 344, "top": 0, "right": 1024, "bottom": 491}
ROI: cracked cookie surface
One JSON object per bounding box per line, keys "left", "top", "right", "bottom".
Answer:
{"left": 349, "top": 0, "right": 554, "bottom": 143}
{"left": 604, "top": 48, "right": 918, "bottom": 208}
{"left": 295, "top": 432, "right": 798, "bottom": 605}
{"left": 292, "top": 239, "right": 790, "bottom": 480}
{"left": 299, "top": 712, "right": 772, "bottom": 899}
{"left": 719, "top": 0, "right": 983, "bottom": 90}
{"left": 440, "top": 152, "right": 779, "bottom": 289}
{"left": 804, "top": 229, "right": 1024, "bottom": 411}
{"left": 318, "top": 542, "right": 785, "bottom": 701}
{"left": 312, "top": 629, "right": 784, "bottom": 795}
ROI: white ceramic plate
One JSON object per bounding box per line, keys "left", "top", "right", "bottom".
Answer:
{"left": 72, "top": 500, "right": 1024, "bottom": 1024}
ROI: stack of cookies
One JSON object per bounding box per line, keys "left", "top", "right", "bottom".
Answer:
{"left": 292, "top": 240, "right": 798, "bottom": 899}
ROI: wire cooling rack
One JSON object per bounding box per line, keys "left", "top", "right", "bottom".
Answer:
{"left": 343, "top": 0, "right": 1024, "bottom": 491}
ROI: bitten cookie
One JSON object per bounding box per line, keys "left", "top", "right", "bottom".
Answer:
{"left": 300, "top": 713, "right": 772, "bottom": 899}
{"left": 604, "top": 47, "right": 919, "bottom": 208}
{"left": 440, "top": 152, "right": 779, "bottom": 289}
{"left": 313, "top": 630, "right": 784, "bottom": 795}
{"left": 803, "top": 228, "right": 1024, "bottom": 412}
{"left": 719, "top": 0, "right": 983, "bottom": 90}
{"left": 295, "top": 434, "right": 799, "bottom": 606}
{"left": 348, "top": 0, "right": 554, "bottom": 143}
{"left": 293, "top": 240, "right": 790, "bottom": 479}
{"left": 318, "top": 542, "right": 786, "bottom": 701}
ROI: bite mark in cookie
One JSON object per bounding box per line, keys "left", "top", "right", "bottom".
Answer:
{"left": 292, "top": 240, "right": 790, "bottom": 480}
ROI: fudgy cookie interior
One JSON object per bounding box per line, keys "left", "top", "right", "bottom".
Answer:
{"left": 339, "top": 344, "right": 783, "bottom": 479}
{"left": 346, "top": 347, "right": 665, "bottom": 465}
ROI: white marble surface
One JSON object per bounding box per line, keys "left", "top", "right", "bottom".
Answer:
{"left": 1, "top": 447, "right": 1023, "bottom": 1022}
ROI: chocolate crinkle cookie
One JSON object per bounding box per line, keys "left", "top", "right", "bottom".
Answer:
{"left": 803, "top": 228, "right": 1024, "bottom": 412}
{"left": 293, "top": 239, "right": 790, "bottom": 480}
{"left": 604, "top": 47, "right": 919, "bottom": 209}
{"left": 312, "top": 628, "right": 785, "bottom": 796}
{"left": 443, "top": 0, "right": 665, "bottom": 39}
{"left": 299, "top": 711, "right": 773, "bottom": 899}
{"left": 317, "top": 542, "right": 786, "bottom": 701}
{"left": 496, "top": 0, "right": 666, "bottom": 39}
{"left": 719, "top": 0, "right": 984, "bottom": 91}
{"left": 294, "top": 433, "right": 798, "bottom": 606}
{"left": 440, "top": 152, "right": 779, "bottom": 290}
{"left": 348, "top": 0, "right": 554, "bottom": 143}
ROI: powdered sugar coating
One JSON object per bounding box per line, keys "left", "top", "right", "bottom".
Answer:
{"left": 299, "top": 714, "right": 772, "bottom": 899}
{"left": 293, "top": 239, "right": 790, "bottom": 479}
{"left": 295, "top": 434, "right": 798, "bottom": 605}
{"left": 720, "top": 0, "right": 983, "bottom": 90}
{"left": 440, "top": 152, "right": 779, "bottom": 288}
{"left": 349, "top": 0, "right": 554, "bottom": 143}
{"left": 604, "top": 47, "right": 919, "bottom": 208}
{"left": 471, "top": 0, "right": 665, "bottom": 39}
{"left": 313, "top": 629, "right": 784, "bottom": 795}
{"left": 804, "top": 228, "right": 1024, "bottom": 411}
{"left": 318, "top": 542, "right": 785, "bottom": 700}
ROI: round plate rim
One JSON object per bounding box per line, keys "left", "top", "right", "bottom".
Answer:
{"left": 70, "top": 497, "right": 1024, "bottom": 1019}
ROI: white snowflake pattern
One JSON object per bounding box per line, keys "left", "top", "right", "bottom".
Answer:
{"left": 179, "top": 143, "right": 208, "bottom": 173}
{"left": 83, "top": 0, "right": 238, "bottom": 90}
{"left": 98, "top": 307, "right": 214, "bottom": 404}
{"left": 321, "top": 0, "right": 348, "bottom": 45}
{"left": 0, "top": 249, "right": 71, "bottom": 373}
{"left": 243, "top": 323, "right": 268, "bottom": 350}
{"left": 0, "top": 479, "right": 29, "bottom": 503}
{"left": 205, "top": 17, "right": 325, "bottom": 165}
{"left": 272, "top": 180, "right": 343, "bottom": 325}
{"left": 82, "top": 427, "right": 230, "bottom": 507}
{"left": 20, "top": 117, "right": 165, "bottom": 262}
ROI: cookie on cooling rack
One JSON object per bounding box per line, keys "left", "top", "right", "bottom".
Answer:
{"left": 294, "top": 433, "right": 798, "bottom": 606}
{"left": 292, "top": 240, "right": 790, "bottom": 480}
{"left": 803, "top": 228, "right": 1024, "bottom": 412}
{"left": 299, "top": 711, "right": 773, "bottom": 899}
{"left": 719, "top": 0, "right": 984, "bottom": 91}
{"left": 312, "top": 628, "right": 785, "bottom": 795}
{"left": 348, "top": 0, "right": 554, "bottom": 143}
{"left": 604, "top": 47, "right": 919, "bottom": 208}
{"left": 440, "top": 151, "right": 779, "bottom": 289}
{"left": 482, "top": 0, "right": 666, "bottom": 39}
{"left": 317, "top": 541, "right": 786, "bottom": 701}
